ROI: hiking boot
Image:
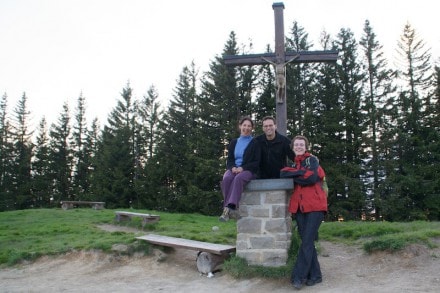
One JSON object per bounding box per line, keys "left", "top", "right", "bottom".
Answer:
{"left": 219, "top": 207, "right": 230, "bottom": 222}
{"left": 229, "top": 208, "right": 241, "bottom": 220}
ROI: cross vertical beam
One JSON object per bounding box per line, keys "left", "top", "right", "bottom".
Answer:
{"left": 273, "top": 2, "right": 287, "bottom": 135}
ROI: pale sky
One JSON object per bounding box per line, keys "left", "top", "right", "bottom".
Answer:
{"left": 1, "top": 0, "right": 438, "bottom": 129}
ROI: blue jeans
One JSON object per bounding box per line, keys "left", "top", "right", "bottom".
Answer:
{"left": 291, "top": 211, "right": 324, "bottom": 283}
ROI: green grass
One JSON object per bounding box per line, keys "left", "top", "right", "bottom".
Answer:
{"left": 1, "top": 209, "right": 439, "bottom": 280}
{"left": 0, "top": 208, "right": 235, "bottom": 266}
{"left": 318, "top": 220, "right": 440, "bottom": 253}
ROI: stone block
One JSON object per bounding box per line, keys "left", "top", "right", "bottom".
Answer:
{"left": 236, "top": 240, "right": 248, "bottom": 250}
{"left": 241, "top": 192, "right": 262, "bottom": 205}
{"left": 260, "top": 249, "right": 289, "bottom": 267}
{"left": 249, "top": 236, "right": 274, "bottom": 249}
{"left": 250, "top": 207, "right": 270, "bottom": 218}
{"left": 274, "top": 241, "right": 291, "bottom": 250}
{"left": 239, "top": 205, "right": 249, "bottom": 217}
{"left": 265, "top": 219, "right": 289, "bottom": 233}
{"left": 264, "top": 191, "right": 288, "bottom": 204}
{"left": 275, "top": 232, "right": 292, "bottom": 242}
{"left": 237, "top": 218, "right": 262, "bottom": 233}
{"left": 237, "top": 249, "right": 288, "bottom": 267}
{"left": 236, "top": 250, "right": 263, "bottom": 265}
{"left": 272, "top": 205, "right": 289, "bottom": 218}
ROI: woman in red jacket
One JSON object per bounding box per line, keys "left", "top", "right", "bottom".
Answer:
{"left": 280, "top": 135, "right": 328, "bottom": 290}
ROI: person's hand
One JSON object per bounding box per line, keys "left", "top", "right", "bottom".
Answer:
{"left": 233, "top": 167, "right": 243, "bottom": 173}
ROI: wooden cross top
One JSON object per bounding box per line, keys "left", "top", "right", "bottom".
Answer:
{"left": 223, "top": 2, "right": 338, "bottom": 135}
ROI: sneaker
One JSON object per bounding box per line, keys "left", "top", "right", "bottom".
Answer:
{"left": 219, "top": 207, "right": 230, "bottom": 222}
{"left": 229, "top": 208, "right": 241, "bottom": 220}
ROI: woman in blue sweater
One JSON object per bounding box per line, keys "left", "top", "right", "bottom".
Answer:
{"left": 219, "top": 116, "right": 261, "bottom": 222}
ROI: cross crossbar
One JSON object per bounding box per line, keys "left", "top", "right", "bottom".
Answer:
{"left": 223, "top": 50, "right": 338, "bottom": 66}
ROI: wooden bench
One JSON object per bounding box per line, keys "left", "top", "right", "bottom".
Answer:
{"left": 136, "top": 234, "right": 236, "bottom": 274}
{"left": 61, "top": 201, "right": 105, "bottom": 210}
{"left": 115, "top": 211, "right": 160, "bottom": 228}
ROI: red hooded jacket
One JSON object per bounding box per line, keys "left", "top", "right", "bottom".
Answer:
{"left": 280, "top": 152, "right": 328, "bottom": 214}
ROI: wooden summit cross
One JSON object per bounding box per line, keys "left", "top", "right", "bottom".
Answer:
{"left": 223, "top": 2, "right": 338, "bottom": 136}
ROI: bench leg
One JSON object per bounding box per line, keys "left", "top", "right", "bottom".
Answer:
{"left": 93, "top": 204, "right": 104, "bottom": 210}
{"left": 62, "top": 203, "right": 74, "bottom": 210}
{"left": 116, "top": 214, "right": 131, "bottom": 223}
{"left": 141, "top": 217, "right": 159, "bottom": 228}
{"left": 196, "top": 252, "right": 226, "bottom": 274}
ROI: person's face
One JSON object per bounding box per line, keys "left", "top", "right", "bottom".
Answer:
{"left": 262, "top": 119, "right": 276, "bottom": 138}
{"left": 240, "top": 120, "right": 253, "bottom": 136}
{"left": 293, "top": 139, "right": 306, "bottom": 156}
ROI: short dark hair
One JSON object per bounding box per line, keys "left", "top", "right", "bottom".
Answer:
{"left": 262, "top": 116, "right": 276, "bottom": 125}
{"left": 292, "top": 135, "right": 309, "bottom": 149}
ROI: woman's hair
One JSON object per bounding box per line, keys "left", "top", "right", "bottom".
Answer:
{"left": 291, "top": 135, "right": 309, "bottom": 149}
{"left": 239, "top": 116, "right": 254, "bottom": 127}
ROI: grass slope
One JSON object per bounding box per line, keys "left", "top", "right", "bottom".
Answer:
{"left": 1, "top": 208, "right": 439, "bottom": 275}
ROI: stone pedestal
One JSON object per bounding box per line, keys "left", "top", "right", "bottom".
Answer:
{"left": 236, "top": 179, "right": 293, "bottom": 267}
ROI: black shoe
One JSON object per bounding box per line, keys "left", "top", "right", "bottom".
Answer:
{"left": 306, "top": 277, "right": 322, "bottom": 286}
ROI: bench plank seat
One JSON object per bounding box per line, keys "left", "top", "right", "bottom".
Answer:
{"left": 115, "top": 211, "right": 160, "bottom": 227}
{"left": 61, "top": 201, "right": 105, "bottom": 210}
{"left": 136, "top": 234, "right": 236, "bottom": 255}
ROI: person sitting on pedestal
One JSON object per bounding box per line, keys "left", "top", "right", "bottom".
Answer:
{"left": 219, "top": 116, "right": 261, "bottom": 222}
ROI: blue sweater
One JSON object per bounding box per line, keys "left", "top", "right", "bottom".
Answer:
{"left": 234, "top": 135, "right": 253, "bottom": 166}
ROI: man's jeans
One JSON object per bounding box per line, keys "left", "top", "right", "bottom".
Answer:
{"left": 291, "top": 211, "right": 324, "bottom": 283}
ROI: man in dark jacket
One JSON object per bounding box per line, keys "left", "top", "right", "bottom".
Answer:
{"left": 256, "top": 116, "right": 294, "bottom": 179}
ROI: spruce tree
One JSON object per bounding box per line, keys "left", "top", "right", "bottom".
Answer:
{"left": 135, "top": 85, "right": 163, "bottom": 209}
{"left": 0, "top": 93, "right": 14, "bottom": 210}
{"left": 138, "top": 85, "right": 162, "bottom": 160}
{"left": 359, "top": 20, "right": 397, "bottom": 220}
{"left": 333, "top": 28, "right": 367, "bottom": 220}
{"left": 49, "top": 102, "right": 73, "bottom": 203}
{"left": 91, "top": 84, "right": 136, "bottom": 208}
{"left": 10, "top": 93, "right": 34, "bottom": 208}
{"left": 424, "top": 66, "right": 440, "bottom": 220}
{"left": 84, "top": 118, "right": 100, "bottom": 200}
{"left": 386, "top": 23, "right": 438, "bottom": 220}
{"left": 313, "top": 30, "right": 343, "bottom": 220}
{"left": 153, "top": 63, "right": 201, "bottom": 212}
{"left": 32, "top": 118, "right": 52, "bottom": 207}
{"left": 71, "top": 93, "right": 89, "bottom": 197}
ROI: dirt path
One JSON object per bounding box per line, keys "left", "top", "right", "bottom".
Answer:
{"left": 1, "top": 227, "right": 439, "bottom": 292}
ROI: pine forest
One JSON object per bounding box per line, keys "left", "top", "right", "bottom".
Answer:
{"left": 1, "top": 21, "right": 439, "bottom": 221}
